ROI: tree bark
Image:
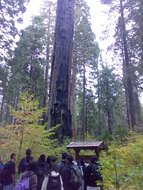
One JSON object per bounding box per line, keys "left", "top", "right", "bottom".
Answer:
{"left": 120, "top": 0, "right": 136, "bottom": 129}
{"left": 49, "top": 0, "right": 74, "bottom": 140}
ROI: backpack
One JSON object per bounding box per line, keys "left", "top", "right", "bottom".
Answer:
{"left": 69, "top": 166, "right": 81, "bottom": 189}
{"left": 21, "top": 158, "right": 29, "bottom": 172}
{"left": 46, "top": 171, "right": 61, "bottom": 190}
{"left": 37, "top": 163, "right": 45, "bottom": 176}
{"left": 89, "top": 163, "right": 102, "bottom": 183}
{"left": 15, "top": 177, "right": 30, "bottom": 190}
{"left": 1, "top": 161, "right": 13, "bottom": 185}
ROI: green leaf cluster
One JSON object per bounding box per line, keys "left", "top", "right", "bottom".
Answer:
{"left": 0, "top": 92, "right": 66, "bottom": 162}
{"left": 100, "top": 132, "right": 143, "bottom": 190}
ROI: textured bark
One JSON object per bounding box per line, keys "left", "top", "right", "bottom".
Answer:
{"left": 49, "top": 0, "right": 74, "bottom": 140}
{"left": 120, "top": 0, "right": 136, "bottom": 129}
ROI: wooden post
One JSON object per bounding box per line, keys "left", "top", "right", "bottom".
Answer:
{"left": 75, "top": 148, "right": 80, "bottom": 161}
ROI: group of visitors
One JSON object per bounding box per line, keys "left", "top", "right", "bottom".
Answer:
{"left": 0, "top": 148, "right": 103, "bottom": 190}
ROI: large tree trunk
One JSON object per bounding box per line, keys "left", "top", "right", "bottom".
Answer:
{"left": 120, "top": 0, "right": 136, "bottom": 129}
{"left": 49, "top": 0, "right": 74, "bottom": 140}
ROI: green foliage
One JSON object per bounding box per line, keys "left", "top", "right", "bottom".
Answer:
{"left": 6, "top": 16, "right": 46, "bottom": 108}
{"left": 0, "top": 92, "right": 67, "bottom": 162}
{"left": 101, "top": 133, "right": 143, "bottom": 190}
{"left": 98, "top": 66, "right": 126, "bottom": 135}
{"left": 0, "top": 0, "right": 29, "bottom": 61}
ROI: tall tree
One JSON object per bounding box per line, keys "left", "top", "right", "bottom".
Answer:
{"left": 119, "top": 0, "right": 136, "bottom": 129}
{"left": 41, "top": 1, "right": 56, "bottom": 107}
{"left": 49, "top": 0, "right": 75, "bottom": 140}
{"left": 0, "top": 0, "right": 29, "bottom": 61}
{"left": 1, "top": 16, "right": 46, "bottom": 123}
{"left": 72, "top": 0, "right": 99, "bottom": 140}
{"left": 98, "top": 66, "right": 125, "bottom": 135}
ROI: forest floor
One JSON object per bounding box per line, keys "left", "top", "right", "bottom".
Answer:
{"left": 101, "top": 131, "right": 143, "bottom": 190}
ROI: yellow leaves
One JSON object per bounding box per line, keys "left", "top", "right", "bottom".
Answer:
{"left": 101, "top": 132, "right": 143, "bottom": 190}
{"left": 0, "top": 91, "right": 67, "bottom": 162}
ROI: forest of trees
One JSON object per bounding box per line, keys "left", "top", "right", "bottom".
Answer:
{"left": 0, "top": 0, "right": 143, "bottom": 141}
{"left": 1, "top": 0, "right": 143, "bottom": 189}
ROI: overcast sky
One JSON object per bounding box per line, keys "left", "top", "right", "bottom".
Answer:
{"left": 23, "top": 0, "right": 108, "bottom": 40}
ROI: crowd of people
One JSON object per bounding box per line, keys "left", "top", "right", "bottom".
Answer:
{"left": 0, "top": 149, "right": 103, "bottom": 190}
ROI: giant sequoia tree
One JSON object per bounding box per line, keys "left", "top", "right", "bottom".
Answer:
{"left": 49, "top": 0, "right": 75, "bottom": 140}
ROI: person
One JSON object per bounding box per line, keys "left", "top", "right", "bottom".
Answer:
{"left": 36, "top": 154, "right": 46, "bottom": 190}
{"left": 77, "top": 158, "right": 87, "bottom": 190}
{"left": 84, "top": 156, "right": 103, "bottom": 190}
{"left": 15, "top": 162, "right": 37, "bottom": 190}
{"left": 58, "top": 152, "right": 68, "bottom": 173}
{"left": 41, "top": 156, "right": 64, "bottom": 190}
{"left": 18, "top": 148, "right": 33, "bottom": 174}
{"left": 2, "top": 153, "right": 16, "bottom": 190}
{"left": 61, "top": 154, "right": 82, "bottom": 190}
{"left": 0, "top": 156, "right": 5, "bottom": 190}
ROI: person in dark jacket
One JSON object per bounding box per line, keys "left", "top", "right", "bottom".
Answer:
{"left": 18, "top": 148, "right": 33, "bottom": 174}
{"left": 84, "top": 156, "right": 103, "bottom": 190}
{"left": 0, "top": 156, "right": 5, "bottom": 190}
{"left": 61, "top": 154, "right": 82, "bottom": 190}
{"left": 17, "top": 162, "right": 37, "bottom": 190}
{"left": 36, "top": 154, "right": 46, "bottom": 190}
{"left": 77, "top": 158, "right": 87, "bottom": 190}
{"left": 2, "top": 153, "right": 16, "bottom": 190}
{"left": 58, "top": 152, "right": 68, "bottom": 173}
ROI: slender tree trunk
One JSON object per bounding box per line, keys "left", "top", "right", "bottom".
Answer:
{"left": 120, "top": 0, "right": 136, "bottom": 129}
{"left": 44, "top": 7, "right": 51, "bottom": 107}
{"left": 106, "top": 75, "right": 112, "bottom": 135}
{"left": 97, "top": 58, "right": 102, "bottom": 135}
{"left": 82, "top": 64, "right": 86, "bottom": 141}
{"left": 134, "top": 86, "right": 142, "bottom": 123}
{"left": 122, "top": 52, "right": 131, "bottom": 129}
{"left": 49, "top": 0, "right": 74, "bottom": 140}
{"left": 17, "top": 125, "right": 24, "bottom": 163}
{"left": 71, "top": 58, "right": 78, "bottom": 141}
{"left": 107, "top": 110, "right": 112, "bottom": 134}
{"left": 0, "top": 95, "right": 4, "bottom": 123}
